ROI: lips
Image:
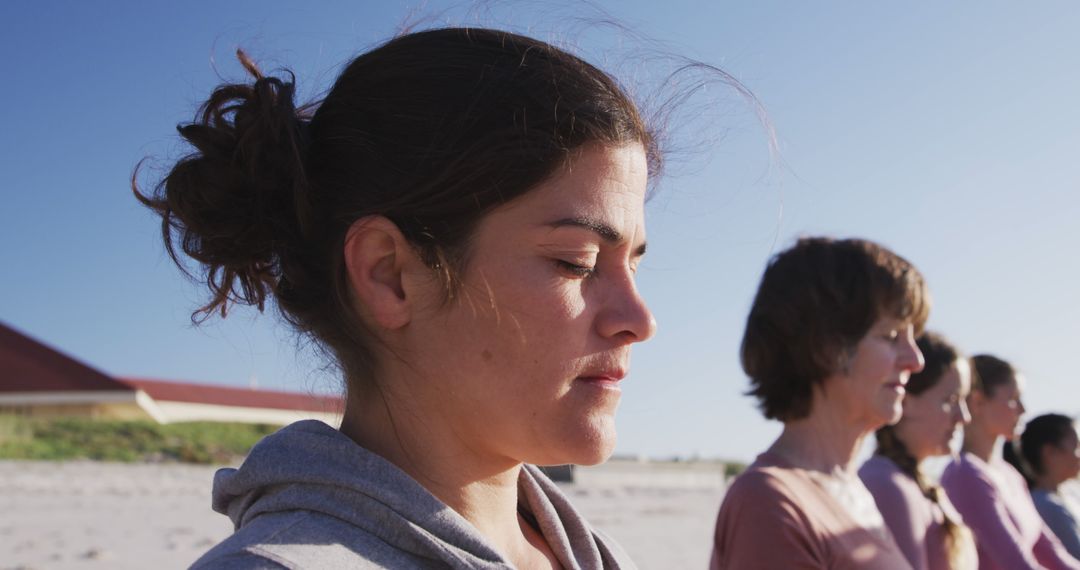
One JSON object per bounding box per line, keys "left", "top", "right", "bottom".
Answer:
{"left": 577, "top": 369, "right": 627, "bottom": 389}
{"left": 884, "top": 379, "right": 907, "bottom": 393}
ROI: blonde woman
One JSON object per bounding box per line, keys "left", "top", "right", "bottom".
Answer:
{"left": 942, "top": 356, "right": 1080, "bottom": 569}
{"left": 860, "top": 331, "right": 977, "bottom": 569}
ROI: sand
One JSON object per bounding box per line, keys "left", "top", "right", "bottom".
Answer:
{"left": 0, "top": 460, "right": 725, "bottom": 569}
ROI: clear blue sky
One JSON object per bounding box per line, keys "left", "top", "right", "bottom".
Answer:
{"left": 2, "top": 1, "right": 1077, "bottom": 462}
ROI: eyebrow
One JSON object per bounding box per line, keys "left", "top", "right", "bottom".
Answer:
{"left": 547, "top": 217, "right": 647, "bottom": 256}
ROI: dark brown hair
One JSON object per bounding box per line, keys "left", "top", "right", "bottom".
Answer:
{"left": 135, "top": 28, "right": 655, "bottom": 390}
{"left": 970, "top": 354, "right": 1016, "bottom": 398}
{"left": 874, "top": 331, "right": 968, "bottom": 564}
{"left": 1004, "top": 413, "right": 1076, "bottom": 488}
{"left": 742, "top": 236, "right": 930, "bottom": 421}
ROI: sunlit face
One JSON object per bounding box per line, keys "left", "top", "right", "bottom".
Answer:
{"left": 1042, "top": 428, "right": 1080, "bottom": 485}
{"left": 975, "top": 376, "right": 1026, "bottom": 439}
{"left": 825, "top": 317, "right": 925, "bottom": 430}
{"left": 406, "top": 143, "right": 654, "bottom": 467}
{"left": 895, "top": 359, "right": 972, "bottom": 461}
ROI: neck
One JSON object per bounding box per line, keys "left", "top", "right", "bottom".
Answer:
{"left": 339, "top": 384, "right": 528, "bottom": 553}
{"left": 891, "top": 421, "right": 932, "bottom": 465}
{"left": 962, "top": 420, "right": 1001, "bottom": 463}
{"left": 770, "top": 412, "right": 871, "bottom": 475}
{"left": 1033, "top": 472, "right": 1062, "bottom": 493}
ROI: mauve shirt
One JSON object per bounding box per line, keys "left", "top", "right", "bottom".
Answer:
{"left": 711, "top": 452, "right": 913, "bottom": 570}
{"left": 942, "top": 452, "right": 1080, "bottom": 570}
{"left": 860, "top": 455, "right": 978, "bottom": 570}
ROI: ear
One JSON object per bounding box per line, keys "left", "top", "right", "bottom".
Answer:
{"left": 343, "top": 216, "right": 416, "bottom": 330}
{"left": 1039, "top": 442, "right": 1055, "bottom": 467}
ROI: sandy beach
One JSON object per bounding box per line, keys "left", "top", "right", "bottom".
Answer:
{"left": 0, "top": 459, "right": 725, "bottom": 569}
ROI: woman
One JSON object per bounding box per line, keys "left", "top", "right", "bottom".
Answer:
{"left": 942, "top": 356, "right": 1080, "bottom": 569}
{"left": 137, "top": 28, "right": 662, "bottom": 569}
{"left": 710, "top": 236, "right": 928, "bottom": 570}
{"left": 859, "top": 331, "right": 977, "bottom": 570}
{"left": 1004, "top": 414, "right": 1080, "bottom": 559}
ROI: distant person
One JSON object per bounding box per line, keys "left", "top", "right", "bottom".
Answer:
{"left": 860, "top": 331, "right": 978, "bottom": 570}
{"left": 710, "top": 236, "right": 927, "bottom": 569}
{"left": 137, "top": 27, "right": 665, "bottom": 569}
{"left": 1003, "top": 414, "right": 1080, "bottom": 559}
{"left": 942, "top": 356, "right": 1080, "bottom": 569}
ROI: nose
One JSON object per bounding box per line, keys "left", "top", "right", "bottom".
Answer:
{"left": 900, "top": 329, "right": 925, "bottom": 373}
{"left": 596, "top": 270, "right": 657, "bottom": 344}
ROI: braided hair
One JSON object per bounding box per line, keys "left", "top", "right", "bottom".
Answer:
{"left": 874, "top": 331, "right": 971, "bottom": 565}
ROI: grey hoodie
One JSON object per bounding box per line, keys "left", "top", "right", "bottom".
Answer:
{"left": 191, "top": 420, "right": 635, "bottom": 569}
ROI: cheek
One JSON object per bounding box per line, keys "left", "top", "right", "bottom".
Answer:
{"left": 478, "top": 271, "right": 582, "bottom": 334}
{"left": 916, "top": 405, "right": 947, "bottom": 432}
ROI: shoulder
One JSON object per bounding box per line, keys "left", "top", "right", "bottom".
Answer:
{"left": 713, "top": 465, "right": 831, "bottom": 568}
{"left": 1033, "top": 490, "right": 1070, "bottom": 515}
{"left": 191, "top": 551, "right": 289, "bottom": 570}
{"left": 942, "top": 455, "right": 992, "bottom": 489}
{"left": 994, "top": 459, "right": 1031, "bottom": 489}
{"left": 858, "top": 457, "right": 919, "bottom": 511}
{"left": 192, "top": 511, "right": 443, "bottom": 570}
{"left": 1031, "top": 489, "right": 1055, "bottom": 504}
{"left": 716, "top": 464, "right": 819, "bottom": 536}
{"left": 858, "top": 456, "right": 906, "bottom": 489}
{"left": 724, "top": 464, "right": 805, "bottom": 508}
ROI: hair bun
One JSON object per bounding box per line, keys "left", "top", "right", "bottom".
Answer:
{"left": 135, "top": 50, "right": 311, "bottom": 318}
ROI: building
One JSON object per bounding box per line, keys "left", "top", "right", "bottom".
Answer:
{"left": 0, "top": 321, "right": 342, "bottom": 426}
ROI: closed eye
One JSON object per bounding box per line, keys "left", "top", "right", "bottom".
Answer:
{"left": 556, "top": 260, "right": 595, "bottom": 278}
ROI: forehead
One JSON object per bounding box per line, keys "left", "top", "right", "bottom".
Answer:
{"left": 505, "top": 143, "right": 649, "bottom": 224}
{"left": 869, "top": 315, "right": 908, "bottom": 330}
{"left": 936, "top": 363, "right": 967, "bottom": 392}
{"left": 915, "top": 363, "right": 966, "bottom": 399}
{"left": 993, "top": 376, "right": 1022, "bottom": 398}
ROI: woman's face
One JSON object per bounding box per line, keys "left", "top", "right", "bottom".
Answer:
{"left": 406, "top": 143, "right": 654, "bottom": 467}
{"left": 895, "top": 359, "right": 972, "bottom": 461}
{"left": 975, "top": 376, "right": 1026, "bottom": 439}
{"left": 1042, "top": 427, "right": 1080, "bottom": 485}
{"left": 826, "top": 317, "right": 925, "bottom": 430}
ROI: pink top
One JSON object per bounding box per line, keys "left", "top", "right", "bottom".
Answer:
{"left": 711, "top": 452, "right": 913, "bottom": 570}
{"left": 942, "top": 452, "right": 1080, "bottom": 570}
{"left": 860, "top": 455, "right": 977, "bottom": 570}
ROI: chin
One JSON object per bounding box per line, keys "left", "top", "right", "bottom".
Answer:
{"left": 929, "top": 444, "right": 950, "bottom": 458}
{"left": 540, "top": 415, "right": 618, "bottom": 467}
{"left": 875, "top": 402, "right": 904, "bottom": 427}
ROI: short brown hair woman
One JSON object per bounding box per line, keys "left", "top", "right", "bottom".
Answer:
{"left": 710, "top": 236, "right": 929, "bottom": 569}
{"left": 139, "top": 27, "right": 661, "bottom": 569}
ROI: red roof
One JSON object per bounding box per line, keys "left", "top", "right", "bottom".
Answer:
{"left": 1, "top": 320, "right": 342, "bottom": 414}
{"left": 118, "top": 377, "right": 342, "bottom": 413}
{"left": 0, "top": 321, "right": 127, "bottom": 392}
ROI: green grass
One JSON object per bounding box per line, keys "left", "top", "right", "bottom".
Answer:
{"left": 723, "top": 461, "right": 748, "bottom": 479}
{"left": 0, "top": 416, "right": 278, "bottom": 463}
